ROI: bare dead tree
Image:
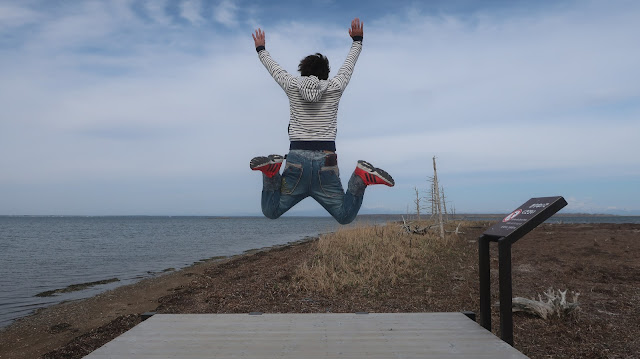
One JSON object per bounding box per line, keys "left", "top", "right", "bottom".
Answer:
{"left": 425, "top": 176, "right": 435, "bottom": 218}
{"left": 432, "top": 157, "right": 445, "bottom": 239}
{"left": 441, "top": 186, "right": 448, "bottom": 223}
{"left": 406, "top": 157, "right": 457, "bottom": 238}
{"left": 413, "top": 186, "right": 421, "bottom": 221}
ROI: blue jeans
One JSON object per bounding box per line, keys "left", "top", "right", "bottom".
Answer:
{"left": 261, "top": 150, "right": 366, "bottom": 225}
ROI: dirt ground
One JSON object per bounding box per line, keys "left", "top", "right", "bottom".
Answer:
{"left": 0, "top": 222, "right": 638, "bottom": 359}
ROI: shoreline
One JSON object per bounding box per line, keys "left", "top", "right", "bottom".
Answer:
{"left": 0, "top": 237, "right": 318, "bottom": 359}
{"left": 0, "top": 233, "right": 319, "bottom": 331}
{"left": 0, "top": 215, "right": 356, "bottom": 329}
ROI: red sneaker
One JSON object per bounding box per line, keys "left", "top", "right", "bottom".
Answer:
{"left": 355, "top": 160, "right": 395, "bottom": 187}
{"left": 250, "top": 155, "right": 284, "bottom": 178}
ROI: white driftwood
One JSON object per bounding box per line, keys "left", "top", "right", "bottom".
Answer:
{"left": 512, "top": 288, "right": 580, "bottom": 319}
{"left": 445, "top": 222, "right": 465, "bottom": 235}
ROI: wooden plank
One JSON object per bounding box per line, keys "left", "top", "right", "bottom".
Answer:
{"left": 84, "top": 313, "right": 529, "bottom": 358}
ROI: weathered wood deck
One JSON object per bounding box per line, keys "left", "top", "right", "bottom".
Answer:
{"left": 84, "top": 313, "right": 529, "bottom": 358}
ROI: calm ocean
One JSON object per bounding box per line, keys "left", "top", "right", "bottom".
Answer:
{"left": 0, "top": 214, "right": 638, "bottom": 328}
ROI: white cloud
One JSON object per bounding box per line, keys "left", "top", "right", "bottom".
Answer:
{"left": 143, "top": 0, "right": 172, "bottom": 26}
{"left": 564, "top": 196, "right": 616, "bottom": 214}
{"left": 0, "top": 2, "right": 40, "bottom": 29}
{"left": 347, "top": 6, "right": 640, "bottom": 131}
{"left": 180, "top": 0, "right": 204, "bottom": 25}
{"left": 341, "top": 119, "right": 640, "bottom": 176}
{"left": 213, "top": 0, "right": 238, "bottom": 27}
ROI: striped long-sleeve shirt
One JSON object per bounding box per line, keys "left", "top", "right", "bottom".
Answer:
{"left": 257, "top": 40, "right": 362, "bottom": 144}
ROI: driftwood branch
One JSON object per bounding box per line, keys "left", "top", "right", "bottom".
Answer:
{"left": 445, "top": 222, "right": 465, "bottom": 235}
{"left": 401, "top": 216, "right": 436, "bottom": 235}
{"left": 512, "top": 288, "right": 580, "bottom": 319}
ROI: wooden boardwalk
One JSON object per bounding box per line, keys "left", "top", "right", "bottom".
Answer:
{"left": 84, "top": 313, "right": 529, "bottom": 358}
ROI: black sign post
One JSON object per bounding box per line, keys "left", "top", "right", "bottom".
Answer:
{"left": 478, "top": 196, "right": 567, "bottom": 346}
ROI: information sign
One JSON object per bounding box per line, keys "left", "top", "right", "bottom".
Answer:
{"left": 483, "top": 196, "right": 567, "bottom": 240}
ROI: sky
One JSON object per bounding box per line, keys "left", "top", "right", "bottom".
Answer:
{"left": 1, "top": 0, "right": 639, "bottom": 216}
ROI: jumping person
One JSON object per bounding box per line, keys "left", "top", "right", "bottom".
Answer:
{"left": 250, "top": 18, "right": 394, "bottom": 225}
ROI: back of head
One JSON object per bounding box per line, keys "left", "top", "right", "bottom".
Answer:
{"left": 298, "top": 53, "right": 330, "bottom": 80}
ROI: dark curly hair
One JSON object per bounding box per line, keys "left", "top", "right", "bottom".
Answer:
{"left": 298, "top": 53, "right": 330, "bottom": 80}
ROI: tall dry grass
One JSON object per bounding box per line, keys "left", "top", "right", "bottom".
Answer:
{"left": 294, "top": 221, "right": 474, "bottom": 296}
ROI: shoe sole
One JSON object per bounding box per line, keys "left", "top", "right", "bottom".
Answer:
{"left": 250, "top": 155, "right": 283, "bottom": 170}
{"left": 357, "top": 160, "right": 395, "bottom": 186}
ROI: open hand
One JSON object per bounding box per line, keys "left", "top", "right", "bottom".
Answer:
{"left": 252, "top": 28, "right": 265, "bottom": 48}
{"left": 348, "top": 18, "right": 363, "bottom": 37}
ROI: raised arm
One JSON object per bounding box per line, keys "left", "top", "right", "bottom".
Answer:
{"left": 253, "top": 28, "right": 294, "bottom": 91}
{"left": 332, "top": 18, "right": 364, "bottom": 91}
